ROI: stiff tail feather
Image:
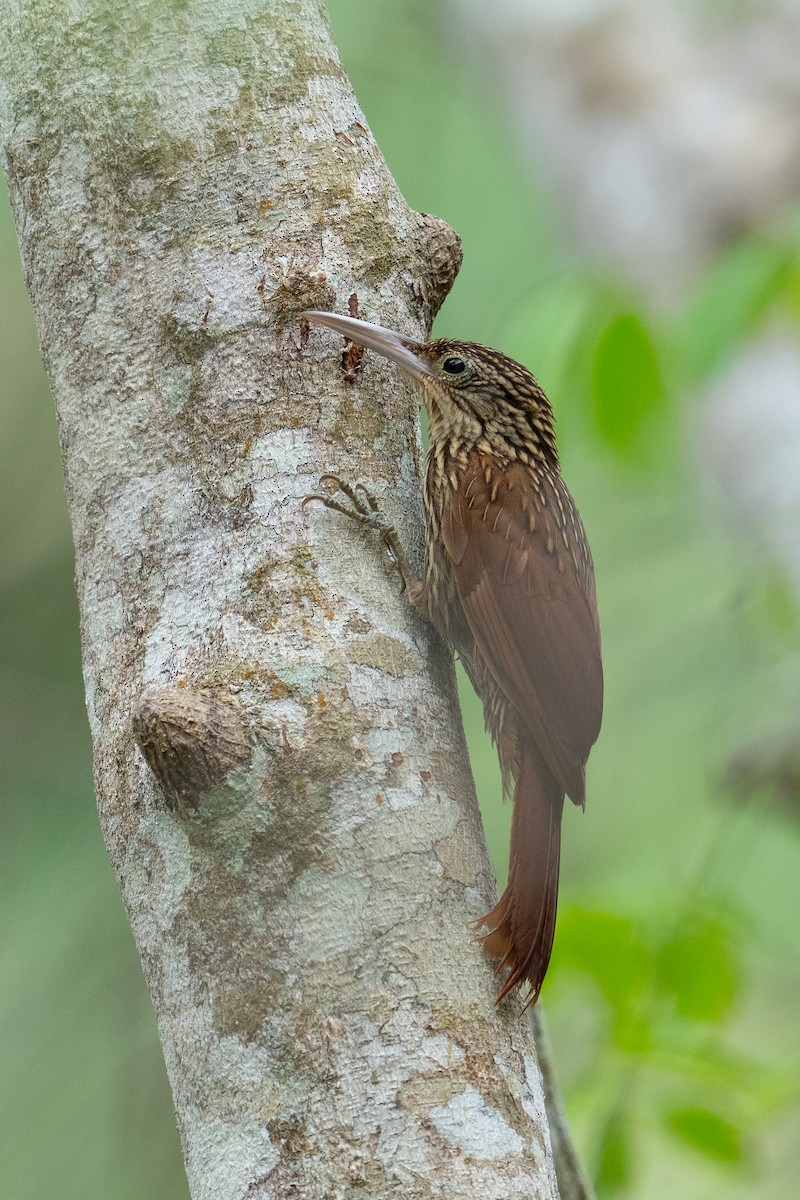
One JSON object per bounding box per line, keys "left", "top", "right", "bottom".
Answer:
{"left": 478, "top": 744, "right": 565, "bottom": 1005}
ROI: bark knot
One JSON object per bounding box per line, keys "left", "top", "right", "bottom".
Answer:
{"left": 132, "top": 685, "right": 253, "bottom": 816}
{"left": 412, "top": 212, "right": 463, "bottom": 325}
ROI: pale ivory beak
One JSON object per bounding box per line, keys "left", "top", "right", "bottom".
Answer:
{"left": 302, "top": 310, "right": 432, "bottom": 381}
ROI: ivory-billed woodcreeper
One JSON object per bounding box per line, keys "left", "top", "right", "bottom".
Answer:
{"left": 302, "top": 310, "right": 603, "bottom": 1005}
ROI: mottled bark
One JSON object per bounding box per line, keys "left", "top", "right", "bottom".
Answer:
{"left": 0, "top": 1, "right": 559, "bottom": 1197}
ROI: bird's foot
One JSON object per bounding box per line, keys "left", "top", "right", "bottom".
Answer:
{"left": 303, "top": 475, "right": 413, "bottom": 590}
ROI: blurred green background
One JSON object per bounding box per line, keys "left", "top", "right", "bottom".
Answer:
{"left": 2, "top": 2, "right": 799, "bottom": 1197}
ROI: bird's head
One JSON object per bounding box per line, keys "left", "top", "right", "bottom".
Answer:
{"left": 302, "top": 311, "right": 557, "bottom": 464}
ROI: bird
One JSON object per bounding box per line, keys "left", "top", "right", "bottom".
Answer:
{"left": 302, "top": 309, "right": 603, "bottom": 1005}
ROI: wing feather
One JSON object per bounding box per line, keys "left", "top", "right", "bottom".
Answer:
{"left": 444, "top": 453, "right": 603, "bottom": 805}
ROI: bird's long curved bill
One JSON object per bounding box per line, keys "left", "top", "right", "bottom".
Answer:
{"left": 302, "top": 310, "right": 432, "bottom": 381}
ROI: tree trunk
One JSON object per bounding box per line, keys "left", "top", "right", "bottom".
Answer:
{"left": 0, "top": 2, "right": 558, "bottom": 1195}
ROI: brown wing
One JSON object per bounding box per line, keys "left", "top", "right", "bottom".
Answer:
{"left": 441, "top": 452, "right": 602, "bottom": 805}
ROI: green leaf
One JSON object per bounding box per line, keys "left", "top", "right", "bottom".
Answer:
{"left": 590, "top": 312, "right": 667, "bottom": 457}
{"left": 553, "top": 907, "right": 650, "bottom": 1006}
{"left": 680, "top": 239, "right": 793, "bottom": 379}
{"left": 664, "top": 1104, "right": 745, "bottom": 1164}
{"left": 655, "top": 914, "right": 739, "bottom": 1022}
{"left": 595, "top": 1108, "right": 632, "bottom": 1195}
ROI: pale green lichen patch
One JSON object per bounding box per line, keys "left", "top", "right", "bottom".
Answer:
{"left": 272, "top": 660, "right": 324, "bottom": 696}
{"left": 179, "top": 767, "right": 258, "bottom": 832}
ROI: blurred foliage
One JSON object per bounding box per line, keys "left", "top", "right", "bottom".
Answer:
{"left": 590, "top": 311, "right": 668, "bottom": 459}
{"left": 678, "top": 235, "right": 800, "bottom": 381}
{"left": 2, "top": 1, "right": 800, "bottom": 1198}
{"left": 549, "top": 899, "right": 797, "bottom": 1193}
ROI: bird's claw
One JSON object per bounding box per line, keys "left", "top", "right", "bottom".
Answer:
{"left": 305, "top": 475, "right": 390, "bottom": 534}
{"left": 303, "top": 475, "right": 409, "bottom": 588}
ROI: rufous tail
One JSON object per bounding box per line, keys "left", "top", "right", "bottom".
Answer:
{"left": 478, "top": 743, "right": 565, "bottom": 1005}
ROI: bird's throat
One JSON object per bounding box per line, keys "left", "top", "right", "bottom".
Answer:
{"left": 423, "top": 388, "right": 482, "bottom": 449}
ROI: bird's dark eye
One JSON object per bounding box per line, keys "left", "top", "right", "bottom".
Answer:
{"left": 442, "top": 356, "right": 467, "bottom": 375}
